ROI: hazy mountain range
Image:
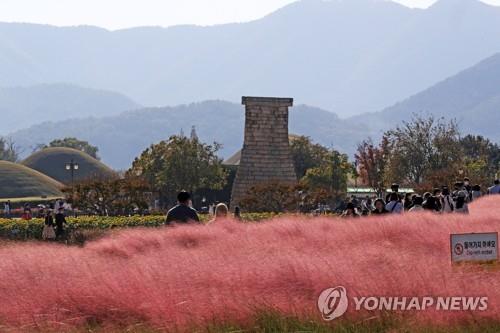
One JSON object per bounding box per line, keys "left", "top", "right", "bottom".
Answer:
{"left": 3, "top": 0, "right": 500, "bottom": 169}
{"left": 10, "top": 102, "right": 367, "bottom": 169}
{"left": 351, "top": 52, "right": 500, "bottom": 142}
{"left": 2, "top": 0, "right": 500, "bottom": 116}
{"left": 9, "top": 51, "right": 500, "bottom": 170}
{"left": 0, "top": 84, "right": 140, "bottom": 133}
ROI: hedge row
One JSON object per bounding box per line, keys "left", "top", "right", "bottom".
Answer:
{"left": 0, "top": 213, "right": 282, "bottom": 241}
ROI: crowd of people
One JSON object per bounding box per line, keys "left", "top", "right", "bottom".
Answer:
{"left": 2, "top": 178, "right": 500, "bottom": 229}
{"left": 341, "top": 178, "right": 500, "bottom": 218}
{"left": 165, "top": 178, "right": 500, "bottom": 224}
{"left": 42, "top": 200, "right": 68, "bottom": 240}
{"left": 2, "top": 199, "right": 69, "bottom": 241}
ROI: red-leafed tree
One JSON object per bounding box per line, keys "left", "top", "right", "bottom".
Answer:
{"left": 355, "top": 137, "right": 388, "bottom": 195}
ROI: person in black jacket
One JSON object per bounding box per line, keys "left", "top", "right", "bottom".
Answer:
{"left": 166, "top": 191, "right": 200, "bottom": 225}
{"left": 54, "top": 208, "right": 67, "bottom": 240}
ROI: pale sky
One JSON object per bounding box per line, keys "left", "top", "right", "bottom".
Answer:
{"left": 0, "top": 0, "right": 499, "bottom": 30}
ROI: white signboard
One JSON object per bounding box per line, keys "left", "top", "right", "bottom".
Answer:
{"left": 451, "top": 233, "right": 498, "bottom": 263}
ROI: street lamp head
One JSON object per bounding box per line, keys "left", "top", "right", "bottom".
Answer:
{"left": 66, "top": 162, "right": 79, "bottom": 170}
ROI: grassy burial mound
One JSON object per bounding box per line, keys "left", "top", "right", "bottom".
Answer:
{"left": 0, "top": 161, "right": 63, "bottom": 199}
{"left": 22, "top": 147, "right": 116, "bottom": 185}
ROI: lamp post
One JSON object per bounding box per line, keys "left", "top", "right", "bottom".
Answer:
{"left": 65, "top": 159, "right": 79, "bottom": 186}
{"left": 353, "top": 161, "right": 359, "bottom": 189}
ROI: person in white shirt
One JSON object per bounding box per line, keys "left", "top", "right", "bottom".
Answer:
{"left": 385, "top": 193, "right": 403, "bottom": 214}
{"left": 3, "top": 201, "right": 11, "bottom": 218}
{"left": 409, "top": 196, "right": 424, "bottom": 212}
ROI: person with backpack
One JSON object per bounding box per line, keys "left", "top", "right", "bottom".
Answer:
{"left": 452, "top": 181, "right": 463, "bottom": 197}
{"left": 463, "top": 177, "right": 473, "bottom": 201}
{"left": 441, "top": 186, "right": 455, "bottom": 214}
{"left": 385, "top": 192, "right": 403, "bottom": 214}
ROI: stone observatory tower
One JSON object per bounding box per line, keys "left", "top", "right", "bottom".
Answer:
{"left": 230, "top": 96, "right": 297, "bottom": 207}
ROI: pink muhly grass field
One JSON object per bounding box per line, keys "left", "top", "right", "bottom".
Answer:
{"left": 0, "top": 196, "right": 499, "bottom": 331}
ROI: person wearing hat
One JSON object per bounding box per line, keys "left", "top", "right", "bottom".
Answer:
{"left": 166, "top": 191, "right": 200, "bottom": 225}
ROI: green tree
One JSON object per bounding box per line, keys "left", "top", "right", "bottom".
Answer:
{"left": 0, "top": 137, "right": 19, "bottom": 162}
{"left": 47, "top": 137, "right": 100, "bottom": 159}
{"left": 129, "top": 135, "right": 227, "bottom": 205}
{"left": 383, "top": 115, "right": 462, "bottom": 187}
{"left": 301, "top": 150, "right": 351, "bottom": 198}
{"left": 460, "top": 135, "right": 500, "bottom": 184}
{"left": 290, "top": 136, "right": 331, "bottom": 178}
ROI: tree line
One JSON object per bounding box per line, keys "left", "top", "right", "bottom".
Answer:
{"left": 0, "top": 137, "right": 100, "bottom": 162}
{"left": 356, "top": 115, "right": 500, "bottom": 194}
{"left": 2, "top": 115, "right": 499, "bottom": 214}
